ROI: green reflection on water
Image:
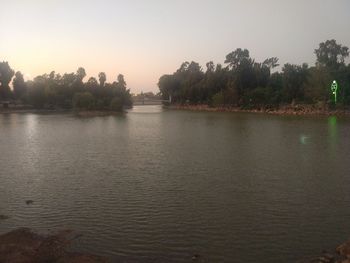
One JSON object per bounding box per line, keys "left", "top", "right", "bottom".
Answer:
{"left": 328, "top": 116, "right": 338, "bottom": 155}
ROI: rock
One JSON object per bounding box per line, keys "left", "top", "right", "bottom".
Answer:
{"left": 0, "top": 228, "right": 108, "bottom": 263}
{"left": 26, "top": 200, "right": 34, "bottom": 205}
{"left": 337, "top": 241, "right": 350, "bottom": 258}
{"left": 0, "top": 215, "right": 9, "bottom": 220}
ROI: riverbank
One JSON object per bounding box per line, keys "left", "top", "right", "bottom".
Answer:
{"left": 298, "top": 240, "right": 350, "bottom": 263}
{"left": 167, "top": 104, "right": 350, "bottom": 116}
{"left": 1, "top": 228, "right": 350, "bottom": 263}
{"left": 0, "top": 228, "right": 108, "bottom": 263}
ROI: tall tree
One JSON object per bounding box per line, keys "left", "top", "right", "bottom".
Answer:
{"left": 98, "top": 72, "right": 106, "bottom": 87}
{"left": 224, "top": 48, "right": 250, "bottom": 70}
{"left": 206, "top": 61, "right": 215, "bottom": 73}
{"left": 117, "top": 74, "right": 126, "bottom": 91}
{"left": 282, "top": 63, "right": 309, "bottom": 103}
{"left": 315, "top": 39, "right": 349, "bottom": 69}
{"left": 76, "top": 67, "right": 86, "bottom": 82}
{"left": 0, "top": 61, "right": 15, "bottom": 100}
{"left": 86, "top": 77, "right": 98, "bottom": 89}
{"left": 263, "top": 57, "right": 279, "bottom": 69}
{"left": 13, "top": 71, "right": 27, "bottom": 100}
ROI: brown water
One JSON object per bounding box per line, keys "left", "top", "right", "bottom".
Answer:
{"left": 1, "top": 106, "right": 350, "bottom": 262}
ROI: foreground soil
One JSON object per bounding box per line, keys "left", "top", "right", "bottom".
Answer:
{"left": 2, "top": 227, "right": 350, "bottom": 263}
{"left": 298, "top": 240, "right": 350, "bottom": 263}
{"left": 0, "top": 228, "right": 108, "bottom": 263}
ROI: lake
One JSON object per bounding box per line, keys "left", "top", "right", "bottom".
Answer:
{"left": 1, "top": 106, "right": 350, "bottom": 262}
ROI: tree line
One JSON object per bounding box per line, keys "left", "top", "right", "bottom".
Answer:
{"left": 158, "top": 39, "right": 350, "bottom": 109}
{"left": 0, "top": 65, "right": 132, "bottom": 111}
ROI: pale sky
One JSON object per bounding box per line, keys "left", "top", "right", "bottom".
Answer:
{"left": 1, "top": 0, "right": 349, "bottom": 93}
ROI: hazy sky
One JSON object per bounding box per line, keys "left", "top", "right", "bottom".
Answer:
{"left": 1, "top": 0, "right": 349, "bottom": 93}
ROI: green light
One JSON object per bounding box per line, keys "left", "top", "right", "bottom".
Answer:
{"left": 331, "top": 80, "right": 338, "bottom": 104}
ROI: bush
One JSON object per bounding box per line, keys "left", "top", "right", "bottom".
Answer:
{"left": 72, "top": 92, "right": 94, "bottom": 110}
{"left": 110, "top": 96, "right": 123, "bottom": 111}
{"left": 211, "top": 91, "right": 225, "bottom": 107}
{"left": 28, "top": 86, "right": 46, "bottom": 109}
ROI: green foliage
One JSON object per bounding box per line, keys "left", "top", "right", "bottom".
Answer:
{"left": 211, "top": 91, "right": 225, "bottom": 107}
{"left": 0, "top": 62, "right": 132, "bottom": 111}
{"left": 315, "top": 39, "right": 349, "bottom": 69}
{"left": 73, "top": 92, "right": 95, "bottom": 110}
{"left": 110, "top": 97, "right": 123, "bottom": 111}
{"left": 304, "top": 66, "right": 332, "bottom": 103}
{"left": 158, "top": 39, "right": 350, "bottom": 108}
{"left": 282, "top": 63, "right": 309, "bottom": 103}
{"left": 225, "top": 48, "right": 250, "bottom": 69}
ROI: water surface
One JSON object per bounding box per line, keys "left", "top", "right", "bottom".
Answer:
{"left": 1, "top": 106, "right": 350, "bottom": 262}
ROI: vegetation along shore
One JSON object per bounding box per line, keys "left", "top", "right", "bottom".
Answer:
{"left": 158, "top": 39, "right": 350, "bottom": 114}
{"left": 0, "top": 65, "right": 132, "bottom": 113}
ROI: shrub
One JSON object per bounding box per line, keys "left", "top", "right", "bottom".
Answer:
{"left": 72, "top": 92, "right": 94, "bottom": 110}
{"left": 110, "top": 96, "right": 123, "bottom": 111}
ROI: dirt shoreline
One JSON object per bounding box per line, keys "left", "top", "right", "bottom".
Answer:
{"left": 167, "top": 104, "right": 350, "bottom": 116}
{"left": 0, "top": 228, "right": 108, "bottom": 263}
{"left": 1, "top": 228, "right": 350, "bottom": 263}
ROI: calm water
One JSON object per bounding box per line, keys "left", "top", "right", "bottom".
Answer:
{"left": 1, "top": 106, "right": 350, "bottom": 263}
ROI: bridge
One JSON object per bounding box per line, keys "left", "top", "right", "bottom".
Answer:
{"left": 132, "top": 96, "right": 172, "bottom": 106}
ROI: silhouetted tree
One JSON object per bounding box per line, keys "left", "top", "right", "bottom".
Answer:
{"left": 0, "top": 61, "right": 14, "bottom": 100}
{"left": 73, "top": 92, "right": 94, "bottom": 109}
{"left": 315, "top": 39, "right": 349, "bottom": 70}
{"left": 282, "top": 63, "right": 309, "bottom": 103}
{"left": 13, "top": 71, "right": 27, "bottom": 100}
{"left": 76, "top": 67, "right": 86, "bottom": 82}
{"left": 224, "top": 48, "right": 250, "bottom": 70}
{"left": 117, "top": 74, "right": 126, "bottom": 91}
{"left": 98, "top": 72, "right": 106, "bottom": 87}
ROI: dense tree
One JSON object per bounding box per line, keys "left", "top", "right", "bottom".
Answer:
{"left": 263, "top": 57, "right": 279, "bottom": 69}
{"left": 76, "top": 67, "right": 86, "bottom": 82}
{"left": 159, "top": 39, "right": 350, "bottom": 109}
{"left": 73, "top": 92, "right": 94, "bottom": 109}
{"left": 282, "top": 63, "right": 309, "bottom": 103}
{"left": 0, "top": 61, "right": 15, "bottom": 100}
{"left": 224, "top": 48, "right": 250, "bottom": 70}
{"left": 0, "top": 65, "right": 132, "bottom": 111}
{"left": 13, "top": 71, "right": 27, "bottom": 100}
{"left": 110, "top": 97, "right": 123, "bottom": 111}
{"left": 98, "top": 72, "right": 106, "bottom": 87}
{"left": 116, "top": 74, "right": 126, "bottom": 91}
{"left": 86, "top": 77, "right": 98, "bottom": 89}
{"left": 315, "top": 39, "right": 349, "bottom": 69}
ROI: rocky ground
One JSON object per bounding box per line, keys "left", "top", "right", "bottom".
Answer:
{"left": 168, "top": 104, "right": 350, "bottom": 116}
{"left": 297, "top": 240, "right": 350, "bottom": 263}
{"left": 1, "top": 226, "right": 350, "bottom": 262}
{"left": 0, "top": 228, "right": 108, "bottom": 263}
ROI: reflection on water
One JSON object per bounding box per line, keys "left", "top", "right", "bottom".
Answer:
{"left": 128, "top": 105, "right": 164, "bottom": 114}
{"left": 299, "top": 134, "right": 310, "bottom": 145}
{"left": 328, "top": 116, "right": 338, "bottom": 156}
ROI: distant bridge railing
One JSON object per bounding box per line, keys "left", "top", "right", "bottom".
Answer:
{"left": 132, "top": 97, "right": 171, "bottom": 105}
